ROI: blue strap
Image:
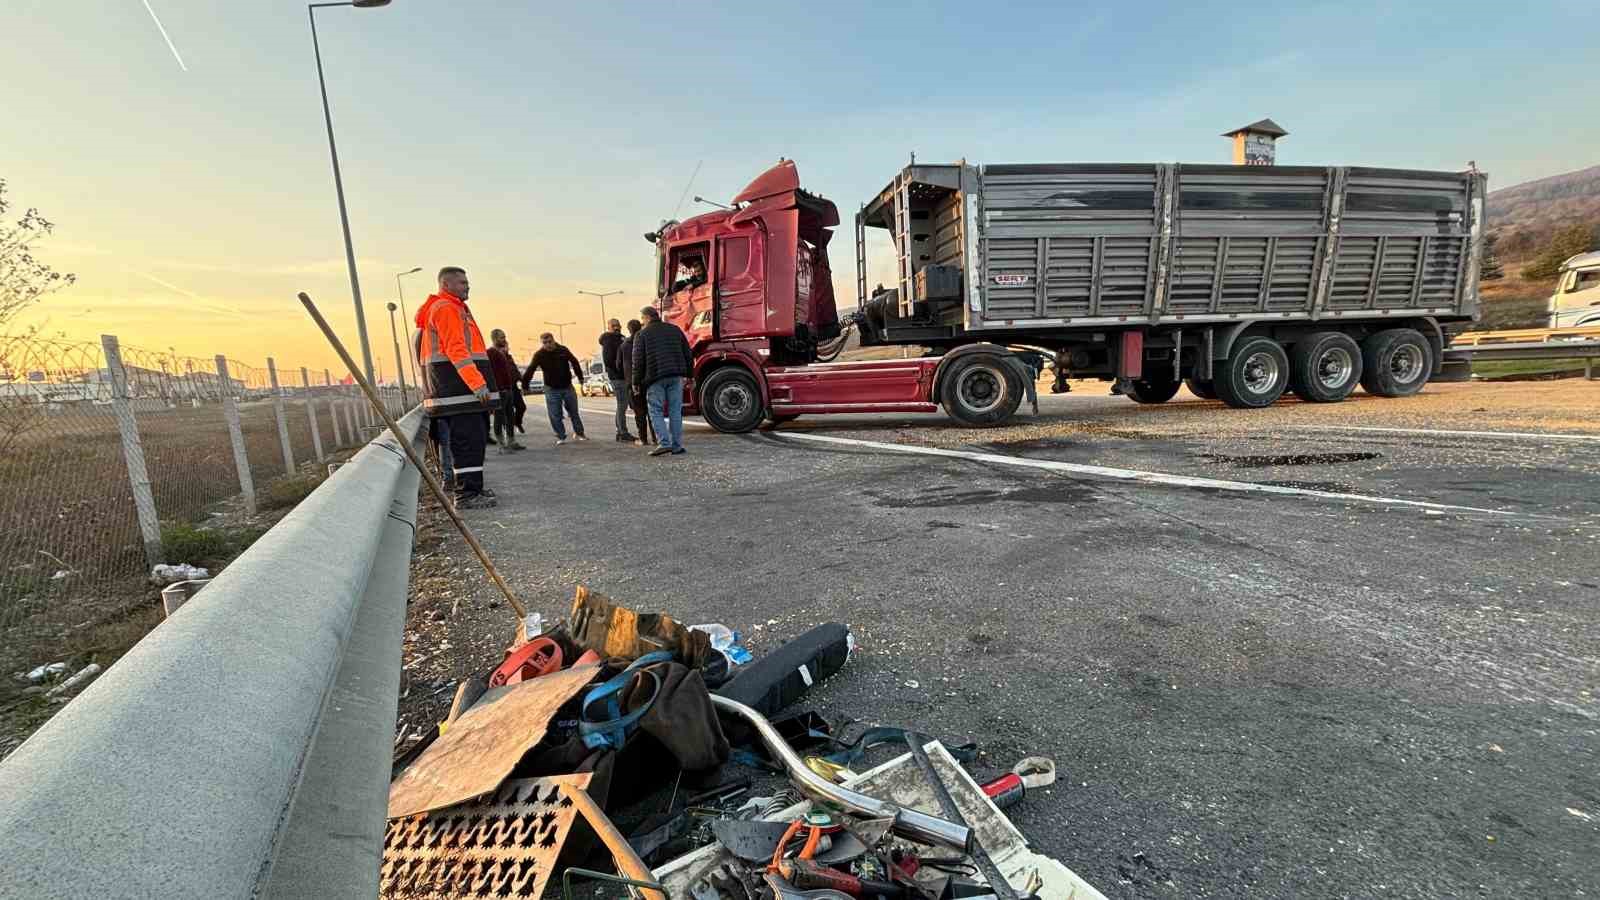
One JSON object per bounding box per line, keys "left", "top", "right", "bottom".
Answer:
{"left": 579, "top": 651, "right": 672, "bottom": 749}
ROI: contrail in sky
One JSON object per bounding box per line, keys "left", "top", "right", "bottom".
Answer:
{"left": 141, "top": 0, "right": 188, "bottom": 72}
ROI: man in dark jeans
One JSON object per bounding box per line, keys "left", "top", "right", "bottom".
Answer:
{"left": 631, "top": 306, "right": 693, "bottom": 457}
{"left": 486, "top": 329, "right": 526, "bottom": 453}
{"left": 617, "top": 319, "right": 653, "bottom": 447}
{"left": 597, "top": 319, "right": 634, "bottom": 443}
{"left": 522, "top": 332, "right": 587, "bottom": 444}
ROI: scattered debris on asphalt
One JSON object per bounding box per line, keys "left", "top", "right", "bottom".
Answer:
{"left": 384, "top": 587, "right": 1103, "bottom": 899}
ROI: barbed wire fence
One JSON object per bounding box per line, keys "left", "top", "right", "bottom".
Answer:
{"left": 0, "top": 332, "right": 416, "bottom": 659}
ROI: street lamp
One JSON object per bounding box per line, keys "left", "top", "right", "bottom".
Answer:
{"left": 385, "top": 301, "right": 410, "bottom": 406}
{"left": 544, "top": 321, "right": 575, "bottom": 343}
{"left": 577, "top": 289, "right": 622, "bottom": 337}
{"left": 395, "top": 266, "right": 423, "bottom": 387}
{"left": 308, "top": 0, "right": 392, "bottom": 387}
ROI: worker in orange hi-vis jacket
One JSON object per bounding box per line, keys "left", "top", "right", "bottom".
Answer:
{"left": 417, "top": 266, "right": 499, "bottom": 509}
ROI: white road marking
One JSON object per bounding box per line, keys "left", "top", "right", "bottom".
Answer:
{"left": 578, "top": 405, "right": 712, "bottom": 430}
{"left": 774, "top": 432, "right": 1517, "bottom": 516}
{"left": 1287, "top": 424, "right": 1600, "bottom": 444}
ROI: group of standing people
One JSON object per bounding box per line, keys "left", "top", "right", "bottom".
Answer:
{"left": 597, "top": 311, "right": 693, "bottom": 457}
{"left": 413, "top": 267, "right": 695, "bottom": 509}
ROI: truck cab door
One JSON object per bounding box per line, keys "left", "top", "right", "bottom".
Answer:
{"left": 663, "top": 243, "right": 715, "bottom": 346}
{"left": 715, "top": 232, "right": 765, "bottom": 340}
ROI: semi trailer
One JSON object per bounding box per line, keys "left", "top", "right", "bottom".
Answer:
{"left": 646, "top": 159, "right": 1486, "bottom": 432}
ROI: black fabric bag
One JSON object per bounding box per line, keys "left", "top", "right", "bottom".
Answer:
{"left": 714, "top": 623, "right": 852, "bottom": 720}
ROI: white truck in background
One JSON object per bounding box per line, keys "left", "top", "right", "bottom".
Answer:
{"left": 1549, "top": 251, "right": 1600, "bottom": 328}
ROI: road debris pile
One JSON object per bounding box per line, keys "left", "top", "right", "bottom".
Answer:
{"left": 384, "top": 587, "right": 1102, "bottom": 900}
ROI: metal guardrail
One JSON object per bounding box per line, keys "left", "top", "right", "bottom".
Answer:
{"left": 1451, "top": 325, "right": 1600, "bottom": 345}
{"left": 0, "top": 408, "right": 424, "bottom": 898}
{"left": 1447, "top": 327, "right": 1600, "bottom": 380}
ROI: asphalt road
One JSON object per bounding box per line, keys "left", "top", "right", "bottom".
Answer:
{"left": 400, "top": 386, "right": 1600, "bottom": 899}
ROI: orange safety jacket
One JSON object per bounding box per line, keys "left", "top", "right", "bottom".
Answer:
{"left": 416, "top": 290, "right": 498, "bottom": 417}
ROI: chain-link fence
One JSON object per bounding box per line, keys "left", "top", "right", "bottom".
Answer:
{"left": 0, "top": 332, "right": 416, "bottom": 661}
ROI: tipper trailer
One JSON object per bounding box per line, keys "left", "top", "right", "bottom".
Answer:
{"left": 646, "top": 159, "right": 1485, "bottom": 432}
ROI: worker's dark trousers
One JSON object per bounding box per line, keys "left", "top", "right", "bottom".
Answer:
{"left": 447, "top": 411, "right": 488, "bottom": 496}
{"left": 629, "top": 390, "right": 653, "bottom": 444}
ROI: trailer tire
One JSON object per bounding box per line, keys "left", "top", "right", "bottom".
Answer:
{"left": 1128, "top": 372, "right": 1182, "bottom": 404}
{"left": 1359, "top": 328, "right": 1432, "bottom": 398}
{"left": 1184, "top": 378, "right": 1217, "bottom": 400}
{"left": 1215, "top": 336, "right": 1290, "bottom": 409}
{"left": 1289, "top": 331, "right": 1363, "bottom": 403}
{"left": 942, "top": 353, "right": 1023, "bottom": 427}
{"left": 698, "top": 367, "right": 765, "bottom": 433}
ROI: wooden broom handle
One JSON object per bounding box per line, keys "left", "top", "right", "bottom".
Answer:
{"left": 560, "top": 784, "right": 668, "bottom": 900}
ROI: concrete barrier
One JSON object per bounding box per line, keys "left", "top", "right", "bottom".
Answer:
{"left": 0, "top": 409, "right": 424, "bottom": 898}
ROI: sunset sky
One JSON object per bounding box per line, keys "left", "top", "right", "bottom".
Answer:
{"left": 3, "top": 0, "right": 1595, "bottom": 375}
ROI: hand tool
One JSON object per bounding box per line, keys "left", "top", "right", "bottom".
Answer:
{"left": 777, "top": 858, "right": 908, "bottom": 899}
{"left": 903, "top": 733, "right": 1018, "bottom": 900}
{"left": 298, "top": 292, "right": 527, "bottom": 624}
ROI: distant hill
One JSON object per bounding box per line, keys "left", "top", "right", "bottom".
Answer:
{"left": 1487, "top": 164, "right": 1600, "bottom": 259}
{"left": 1471, "top": 164, "right": 1600, "bottom": 329}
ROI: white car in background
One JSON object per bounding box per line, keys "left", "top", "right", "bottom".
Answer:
{"left": 1549, "top": 251, "right": 1600, "bottom": 329}
{"left": 580, "top": 359, "right": 611, "bottom": 396}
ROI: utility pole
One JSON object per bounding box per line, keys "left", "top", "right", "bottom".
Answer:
{"left": 544, "top": 321, "right": 575, "bottom": 344}
{"left": 577, "top": 290, "right": 622, "bottom": 337}
{"left": 307, "top": 0, "right": 393, "bottom": 387}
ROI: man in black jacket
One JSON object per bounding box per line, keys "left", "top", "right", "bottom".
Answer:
{"left": 521, "top": 333, "right": 588, "bottom": 444}
{"left": 617, "top": 319, "right": 653, "bottom": 447}
{"left": 631, "top": 306, "right": 693, "bottom": 457}
{"left": 597, "top": 318, "right": 633, "bottom": 443}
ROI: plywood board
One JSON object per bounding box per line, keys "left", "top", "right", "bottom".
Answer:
{"left": 387, "top": 664, "right": 599, "bottom": 819}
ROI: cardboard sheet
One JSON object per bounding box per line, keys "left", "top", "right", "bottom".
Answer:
{"left": 387, "top": 664, "right": 599, "bottom": 819}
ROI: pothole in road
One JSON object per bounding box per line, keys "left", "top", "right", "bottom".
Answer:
{"left": 1201, "top": 451, "right": 1381, "bottom": 468}
{"left": 867, "top": 482, "right": 1100, "bottom": 508}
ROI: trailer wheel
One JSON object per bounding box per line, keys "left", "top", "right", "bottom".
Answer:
{"left": 698, "top": 367, "right": 765, "bottom": 433}
{"left": 1289, "top": 332, "right": 1363, "bottom": 403}
{"left": 1359, "top": 328, "right": 1432, "bottom": 397}
{"left": 1128, "top": 372, "right": 1182, "bottom": 404}
{"left": 1215, "top": 336, "right": 1290, "bottom": 409}
{"left": 1184, "top": 378, "right": 1217, "bottom": 400}
{"left": 942, "top": 354, "right": 1023, "bottom": 427}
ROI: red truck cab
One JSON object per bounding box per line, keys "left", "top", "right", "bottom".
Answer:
{"left": 649, "top": 160, "right": 1028, "bottom": 432}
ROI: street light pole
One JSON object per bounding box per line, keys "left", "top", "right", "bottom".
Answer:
{"left": 395, "top": 265, "right": 423, "bottom": 388}
{"left": 544, "top": 321, "right": 575, "bottom": 344}
{"left": 577, "top": 289, "right": 622, "bottom": 337}
{"left": 386, "top": 302, "right": 409, "bottom": 406}
{"left": 308, "top": 0, "right": 392, "bottom": 387}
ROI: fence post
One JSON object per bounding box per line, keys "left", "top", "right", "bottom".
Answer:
{"left": 216, "top": 356, "right": 257, "bottom": 515}
{"left": 300, "top": 367, "right": 324, "bottom": 461}
{"left": 343, "top": 392, "right": 357, "bottom": 444}
{"left": 102, "top": 335, "right": 164, "bottom": 568}
{"left": 266, "top": 358, "right": 295, "bottom": 477}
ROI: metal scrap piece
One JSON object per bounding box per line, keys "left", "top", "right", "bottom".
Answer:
{"left": 380, "top": 773, "right": 592, "bottom": 899}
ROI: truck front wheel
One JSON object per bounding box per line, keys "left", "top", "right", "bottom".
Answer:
{"left": 1215, "top": 336, "right": 1290, "bottom": 409}
{"left": 698, "top": 367, "right": 765, "bottom": 433}
{"left": 1360, "top": 328, "right": 1431, "bottom": 398}
{"left": 942, "top": 354, "right": 1023, "bottom": 427}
